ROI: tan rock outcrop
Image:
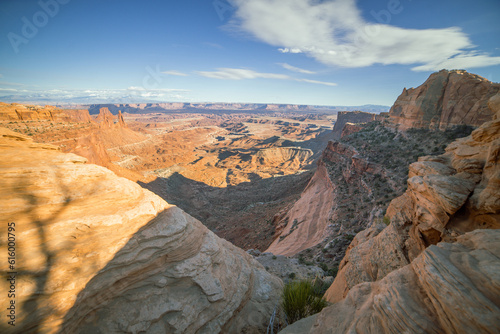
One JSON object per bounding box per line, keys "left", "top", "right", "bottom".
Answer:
{"left": 386, "top": 70, "right": 500, "bottom": 131}
{"left": 282, "top": 229, "right": 500, "bottom": 334}
{"left": 0, "top": 127, "right": 282, "bottom": 334}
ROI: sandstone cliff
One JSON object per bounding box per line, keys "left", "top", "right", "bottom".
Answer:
{"left": 0, "top": 127, "right": 282, "bottom": 334}
{"left": 279, "top": 94, "right": 500, "bottom": 333}
{"left": 386, "top": 70, "right": 500, "bottom": 130}
{"left": 332, "top": 111, "right": 376, "bottom": 139}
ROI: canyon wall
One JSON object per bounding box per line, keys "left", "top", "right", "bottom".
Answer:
{"left": 0, "top": 128, "right": 282, "bottom": 334}
{"left": 282, "top": 93, "right": 500, "bottom": 333}
{"left": 386, "top": 69, "right": 500, "bottom": 130}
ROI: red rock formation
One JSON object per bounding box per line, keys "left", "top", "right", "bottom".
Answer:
{"left": 332, "top": 111, "right": 376, "bottom": 139}
{"left": 94, "top": 107, "right": 116, "bottom": 128}
{"left": 386, "top": 70, "right": 500, "bottom": 130}
{"left": 117, "top": 110, "right": 127, "bottom": 127}
{"left": 340, "top": 122, "right": 364, "bottom": 138}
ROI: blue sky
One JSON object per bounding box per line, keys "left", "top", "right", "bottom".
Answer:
{"left": 0, "top": 0, "right": 499, "bottom": 106}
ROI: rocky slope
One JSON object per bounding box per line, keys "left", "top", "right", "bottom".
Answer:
{"left": 385, "top": 69, "right": 500, "bottom": 130}
{"left": 280, "top": 94, "right": 500, "bottom": 333}
{"left": 0, "top": 128, "right": 282, "bottom": 334}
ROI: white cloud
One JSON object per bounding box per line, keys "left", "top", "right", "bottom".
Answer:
{"left": 298, "top": 79, "right": 337, "bottom": 86}
{"left": 196, "top": 67, "right": 337, "bottom": 86}
{"left": 162, "top": 70, "right": 188, "bottom": 76}
{"left": 227, "top": 0, "right": 500, "bottom": 71}
{"left": 279, "top": 63, "right": 316, "bottom": 74}
{"left": 278, "top": 48, "right": 303, "bottom": 54}
{"left": 197, "top": 68, "right": 291, "bottom": 80}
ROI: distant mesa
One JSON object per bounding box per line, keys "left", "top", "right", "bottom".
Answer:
{"left": 82, "top": 102, "right": 390, "bottom": 115}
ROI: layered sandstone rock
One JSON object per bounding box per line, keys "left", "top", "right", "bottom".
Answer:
{"left": 323, "top": 94, "right": 500, "bottom": 304}
{"left": 282, "top": 229, "right": 500, "bottom": 334}
{"left": 386, "top": 70, "right": 500, "bottom": 130}
{"left": 332, "top": 111, "right": 376, "bottom": 139}
{"left": 0, "top": 127, "right": 282, "bottom": 334}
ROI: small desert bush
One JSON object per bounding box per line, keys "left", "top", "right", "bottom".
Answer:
{"left": 281, "top": 280, "right": 328, "bottom": 324}
{"left": 383, "top": 216, "right": 391, "bottom": 226}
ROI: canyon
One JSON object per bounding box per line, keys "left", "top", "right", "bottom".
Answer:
{"left": 0, "top": 69, "right": 499, "bottom": 333}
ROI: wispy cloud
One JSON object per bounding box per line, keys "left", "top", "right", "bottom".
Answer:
{"left": 0, "top": 81, "right": 25, "bottom": 87}
{"left": 227, "top": 0, "right": 500, "bottom": 71}
{"left": 196, "top": 67, "right": 337, "bottom": 86}
{"left": 162, "top": 70, "right": 188, "bottom": 76}
{"left": 279, "top": 63, "right": 316, "bottom": 74}
{"left": 299, "top": 79, "right": 337, "bottom": 86}
{"left": 197, "top": 68, "right": 291, "bottom": 80}
{"left": 203, "top": 42, "right": 224, "bottom": 49}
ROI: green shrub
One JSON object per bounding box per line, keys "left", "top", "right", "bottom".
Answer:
{"left": 327, "top": 267, "right": 338, "bottom": 278}
{"left": 383, "top": 216, "right": 391, "bottom": 226}
{"left": 281, "top": 280, "right": 328, "bottom": 324}
{"left": 288, "top": 272, "right": 296, "bottom": 279}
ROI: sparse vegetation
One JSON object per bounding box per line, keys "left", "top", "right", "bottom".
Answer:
{"left": 281, "top": 280, "right": 328, "bottom": 324}
{"left": 327, "top": 266, "right": 338, "bottom": 278}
